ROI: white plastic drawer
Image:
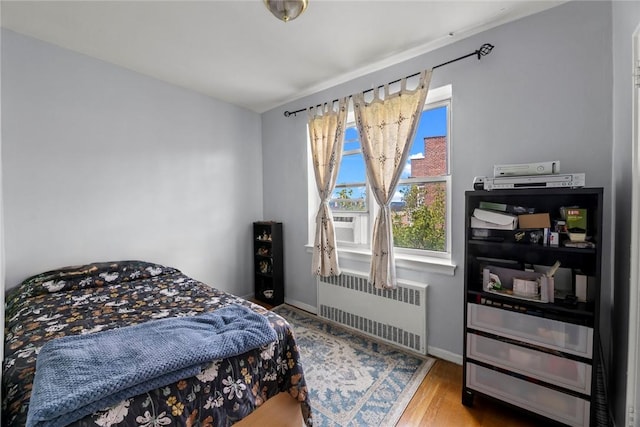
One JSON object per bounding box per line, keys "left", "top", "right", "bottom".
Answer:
{"left": 467, "top": 333, "right": 592, "bottom": 395}
{"left": 467, "top": 303, "right": 593, "bottom": 358}
{"left": 467, "top": 363, "right": 590, "bottom": 427}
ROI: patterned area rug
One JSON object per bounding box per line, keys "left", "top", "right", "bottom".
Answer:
{"left": 273, "top": 304, "right": 436, "bottom": 427}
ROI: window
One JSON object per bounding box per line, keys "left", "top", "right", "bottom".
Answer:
{"left": 309, "top": 84, "right": 452, "bottom": 263}
{"left": 393, "top": 101, "right": 450, "bottom": 255}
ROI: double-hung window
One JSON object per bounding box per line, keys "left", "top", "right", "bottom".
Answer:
{"left": 310, "top": 84, "right": 452, "bottom": 263}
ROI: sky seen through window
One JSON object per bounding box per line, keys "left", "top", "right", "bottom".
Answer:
{"left": 336, "top": 105, "right": 448, "bottom": 201}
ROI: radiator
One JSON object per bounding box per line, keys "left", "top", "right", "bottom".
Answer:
{"left": 317, "top": 269, "right": 428, "bottom": 355}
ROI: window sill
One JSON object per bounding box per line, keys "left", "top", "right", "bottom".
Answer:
{"left": 305, "top": 245, "right": 456, "bottom": 276}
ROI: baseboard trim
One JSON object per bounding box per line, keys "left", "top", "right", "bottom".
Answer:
{"left": 284, "top": 298, "right": 317, "bottom": 315}
{"left": 428, "top": 346, "right": 462, "bottom": 365}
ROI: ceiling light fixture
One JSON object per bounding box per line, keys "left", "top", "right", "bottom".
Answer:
{"left": 264, "top": 0, "right": 308, "bottom": 23}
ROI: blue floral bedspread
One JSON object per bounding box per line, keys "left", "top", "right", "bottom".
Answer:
{"left": 2, "top": 261, "right": 312, "bottom": 427}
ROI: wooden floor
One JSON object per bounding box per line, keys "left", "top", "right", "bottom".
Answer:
{"left": 236, "top": 392, "right": 304, "bottom": 427}
{"left": 396, "top": 359, "right": 540, "bottom": 427}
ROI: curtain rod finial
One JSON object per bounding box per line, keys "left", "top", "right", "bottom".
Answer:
{"left": 477, "top": 43, "right": 494, "bottom": 59}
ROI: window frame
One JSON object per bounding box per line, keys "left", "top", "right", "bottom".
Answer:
{"left": 306, "top": 84, "right": 456, "bottom": 276}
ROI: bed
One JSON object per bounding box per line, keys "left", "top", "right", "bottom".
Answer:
{"left": 2, "top": 260, "right": 312, "bottom": 427}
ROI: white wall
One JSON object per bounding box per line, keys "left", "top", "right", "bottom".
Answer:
{"left": 1, "top": 29, "right": 263, "bottom": 295}
{"left": 612, "top": 2, "right": 640, "bottom": 425}
{"left": 262, "top": 0, "right": 613, "bottom": 365}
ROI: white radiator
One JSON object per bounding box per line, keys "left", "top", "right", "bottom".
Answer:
{"left": 317, "top": 269, "right": 428, "bottom": 355}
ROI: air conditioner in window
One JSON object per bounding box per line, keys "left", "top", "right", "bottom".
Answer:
{"left": 333, "top": 213, "right": 368, "bottom": 244}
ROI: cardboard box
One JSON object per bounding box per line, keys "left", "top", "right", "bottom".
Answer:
{"left": 518, "top": 213, "right": 551, "bottom": 229}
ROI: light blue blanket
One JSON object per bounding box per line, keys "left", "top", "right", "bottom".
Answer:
{"left": 26, "top": 304, "right": 277, "bottom": 427}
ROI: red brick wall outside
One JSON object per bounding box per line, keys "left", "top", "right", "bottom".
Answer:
{"left": 409, "top": 136, "right": 447, "bottom": 207}
{"left": 410, "top": 136, "right": 447, "bottom": 178}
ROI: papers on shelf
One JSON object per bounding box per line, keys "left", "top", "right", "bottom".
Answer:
{"left": 471, "top": 208, "right": 518, "bottom": 230}
{"left": 483, "top": 266, "right": 555, "bottom": 303}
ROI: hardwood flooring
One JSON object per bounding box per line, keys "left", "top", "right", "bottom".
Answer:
{"left": 235, "top": 392, "right": 304, "bottom": 427}
{"left": 396, "top": 359, "right": 540, "bottom": 427}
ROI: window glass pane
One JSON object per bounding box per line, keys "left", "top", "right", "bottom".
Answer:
{"left": 402, "top": 105, "right": 448, "bottom": 179}
{"left": 392, "top": 182, "right": 447, "bottom": 252}
{"left": 330, "top": 185, "right": 367, "bottom": 211}
{"left": 331, "top": 125, "right": 368, "bottom": 244}
{"left": 336, "top": 153, "right": 366, "bottom": 185}
{"left": 343, "top": 126, "right": 360, "bottom": 152}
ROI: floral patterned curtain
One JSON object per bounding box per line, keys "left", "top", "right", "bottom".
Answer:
{"left": 308, "top": 99, "right": 348, "bottom": 277}
{"left": 353, "top": 70, "right": 432, "bottom": 289}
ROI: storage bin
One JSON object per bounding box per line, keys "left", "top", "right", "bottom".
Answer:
{"left": 467, "top": 363, "right": 590, "bottom": 427}
{"left": 468, "top": 303, "right": 593, "bottom": 358}
{"left": 467, "top": 333, "right": 592, "bottom": 395}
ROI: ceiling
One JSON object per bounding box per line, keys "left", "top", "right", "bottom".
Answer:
{"left": 1, "top": 1, "right": 564, "bottom": 113}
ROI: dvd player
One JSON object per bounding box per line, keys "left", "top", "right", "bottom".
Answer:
{"left": 493, "top": 160, "right": 560, "bottom": 177}
{"left": 474, "top": 173, "right": 585, "bottom": 191}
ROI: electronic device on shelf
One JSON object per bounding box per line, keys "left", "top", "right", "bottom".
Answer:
{"left": 493, "top": 160, "right": 560, "bottom": 177}
{"left": 473, "top": 173, "right": 585, "bottom": 191}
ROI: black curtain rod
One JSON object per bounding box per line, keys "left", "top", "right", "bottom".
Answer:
{"left": 283, "top": 42, "right": 494, "bottom": 117}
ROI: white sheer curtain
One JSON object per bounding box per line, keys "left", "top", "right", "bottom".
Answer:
{"left": 353, "top": 70, "right": 432, "bottom": 289}
{"left": 308, "top": 99, "right": 348, "bottom": 277}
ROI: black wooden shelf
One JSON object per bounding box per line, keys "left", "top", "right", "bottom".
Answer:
{"left": 462, "top": 188, "right": 603, "bottom": 427}
{"left": 468, "top": 240, "right": 597, "bottom": 255}
{"left": 467, "top": 290, "right": 596, "bottom": 321}
{"left": 253, "top": 221, "right": 284, "bottom": 305}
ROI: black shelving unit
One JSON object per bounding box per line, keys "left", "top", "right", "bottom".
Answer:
{"left": 253, "top": 221, "right": 284, "bottom": 305}
{"left": 462, "top": 188, "right": 603, "bottom": 427}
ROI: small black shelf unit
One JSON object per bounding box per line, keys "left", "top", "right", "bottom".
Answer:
{"left": 253, "top": 221, "right": 284, "bottom": 305}
{"left": 462, "top": 188, "right": 603, "bottom": 427}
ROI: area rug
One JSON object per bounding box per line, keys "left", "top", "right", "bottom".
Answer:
{"left": 272, "top": 304, "right": 436, "bottom": 427}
